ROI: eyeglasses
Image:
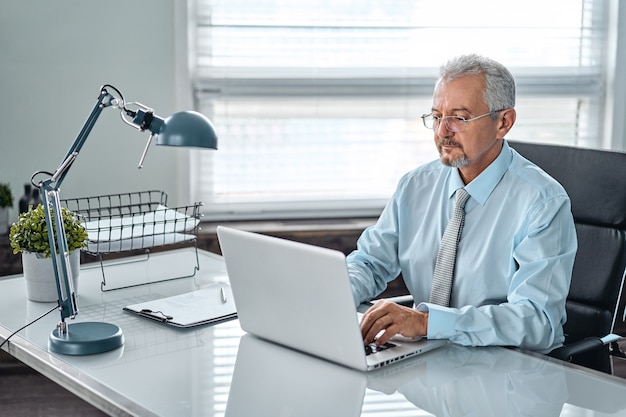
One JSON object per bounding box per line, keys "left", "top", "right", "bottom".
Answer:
{"left": 421, "top": 110, "right": 504, "bottom": 132}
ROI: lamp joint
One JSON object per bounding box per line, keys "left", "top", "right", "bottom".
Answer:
{"left": 57, "top": 320, "right": 67, "bottom": 335}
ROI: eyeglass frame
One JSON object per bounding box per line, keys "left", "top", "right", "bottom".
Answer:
{"left": 421, "top": 109, "right": 506, "bottom": 132}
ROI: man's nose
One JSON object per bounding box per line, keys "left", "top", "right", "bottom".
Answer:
{"left": 436, "top": 118, "right": 453, "bottom": 136}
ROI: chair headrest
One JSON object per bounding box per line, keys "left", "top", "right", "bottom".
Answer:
{"left": 509, "top": 141, "right": 626, "bottom": 229}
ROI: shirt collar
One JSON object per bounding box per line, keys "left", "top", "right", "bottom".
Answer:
{"left": 446, "top": 140, "right": 513, "bottom": 205}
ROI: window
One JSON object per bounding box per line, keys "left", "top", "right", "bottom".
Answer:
{"left": 189, "top": 0, "right": 608, "bottom": 220}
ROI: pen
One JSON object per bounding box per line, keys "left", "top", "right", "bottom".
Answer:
{"left": 220, "top": 286, "right": 227, "bottom": 304}
{"left": 140, "top": 309, "right": 173, "bottom": 322}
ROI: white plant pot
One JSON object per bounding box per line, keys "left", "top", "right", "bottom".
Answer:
{"left": 0, "top": 206, "right": 8, "bottom": 234}
{"left": 22, "top": 251, "right": 80, "bottom": 302}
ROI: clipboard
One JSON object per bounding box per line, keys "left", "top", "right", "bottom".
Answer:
{"left": 123, "top": 283, "right": 238, "bottom": 328}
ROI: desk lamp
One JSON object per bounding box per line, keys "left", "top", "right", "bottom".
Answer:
{"left": 31, "top": 84, "right": 217, "bottom": 355}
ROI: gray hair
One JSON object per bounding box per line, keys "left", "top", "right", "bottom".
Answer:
{"left": 438, "top": 54, "right": 516, "bottom": 117}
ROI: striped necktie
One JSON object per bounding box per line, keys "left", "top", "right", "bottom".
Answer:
{"left": 429, "top": 188, "right": 470, "bottom": 307}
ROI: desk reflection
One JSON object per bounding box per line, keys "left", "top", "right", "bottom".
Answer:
{"left": 370, "top": 344, "right": 566, "bottom": 417}
{"left": 225, "top": 334, "right": 626, "bottom": 417}
{"left": 225, "top": 334, "right": 367, "bottom": 417}
{"left": 369, "top": 344, "right": 626, "bottom": 417}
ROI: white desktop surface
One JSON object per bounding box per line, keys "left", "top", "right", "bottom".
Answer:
{"left": 1, "top": 248, "right": 626, "bottom": 417}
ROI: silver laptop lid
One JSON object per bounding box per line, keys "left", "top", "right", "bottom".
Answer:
{"left": 217, "top": 225, "right": 368, "bottom": 370}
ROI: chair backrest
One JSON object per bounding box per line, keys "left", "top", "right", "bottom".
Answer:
{"left": 509, "top": 141, "right": 626, "bottom": 369}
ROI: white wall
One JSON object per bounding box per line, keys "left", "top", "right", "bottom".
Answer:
{"left": 0, "top": 0, "right": 189, "bottom": 224}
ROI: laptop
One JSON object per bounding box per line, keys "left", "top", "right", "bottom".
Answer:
{"left": 216, "top": 226, "right": 446, "bottom": 371}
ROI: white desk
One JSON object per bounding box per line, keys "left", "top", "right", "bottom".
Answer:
{"left": 2, "top": 248, "right": 626, "bottom": 416}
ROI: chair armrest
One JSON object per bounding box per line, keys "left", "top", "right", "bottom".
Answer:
{"left": 382, "top": 294, "right": 415, "bottom": 307}
{"left": 358, "top": 294, "right": 414, "bottom": 313}
{"left": 549, "top": 334, "right": 621, "bottom": 362}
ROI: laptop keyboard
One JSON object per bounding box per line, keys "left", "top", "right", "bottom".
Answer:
{"left": 364, "top": 341, "right": 397, "bottom": 356}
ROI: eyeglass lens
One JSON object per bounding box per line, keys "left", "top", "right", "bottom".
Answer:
{"left": 423, "top": 116, "right": 465, "bottom": 132}
{"left": 442, "top": 117, "right": 465, "bottom": 132}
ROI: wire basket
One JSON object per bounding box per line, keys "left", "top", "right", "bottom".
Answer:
{"left": 62, "top": 190, "right": 203, "bottom": 291}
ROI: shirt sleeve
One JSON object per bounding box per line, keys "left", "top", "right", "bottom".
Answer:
{"left": 347, "top": 182, "right": 404, "bottom": 306}
{"left": 418, "top": 195, "right": 577, "bottom": 353}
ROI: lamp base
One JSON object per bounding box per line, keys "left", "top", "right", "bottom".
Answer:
{"left": 49, "top": 322, "right": 124, "bottom": 355}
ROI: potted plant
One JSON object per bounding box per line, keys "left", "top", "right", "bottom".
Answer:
{"left": 0, "top": 182, "right": 13, "bottom": 234}
{"left": 9, "top": 204, "right": 88, "bottom": 302}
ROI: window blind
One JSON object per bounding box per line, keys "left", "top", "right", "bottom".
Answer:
{"left": 190, "top": 0, "right": 608, "bottom": 220}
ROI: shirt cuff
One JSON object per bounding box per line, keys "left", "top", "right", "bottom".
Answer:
{"left": 417, "top": 302, "right": 456, "bottom": 340}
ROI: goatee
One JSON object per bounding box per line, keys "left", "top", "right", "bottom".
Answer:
{"left": 438, "top": 139, "right": 469, "bottom": 168}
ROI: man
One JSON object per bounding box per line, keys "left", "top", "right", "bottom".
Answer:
{"left": 349, "top": 54, "right": 577, "bottom": 353}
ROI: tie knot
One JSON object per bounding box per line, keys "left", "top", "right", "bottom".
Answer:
{"left": 455, "top": 188, "right": 470, "bottom": 209}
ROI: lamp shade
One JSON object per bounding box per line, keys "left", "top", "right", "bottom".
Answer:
{"left": 156, "top": 111, "right": 218, "bottom": 149}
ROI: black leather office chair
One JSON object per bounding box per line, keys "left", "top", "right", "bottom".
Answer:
{"left": 508, "top": 141, "right": 626, "bottom": 373}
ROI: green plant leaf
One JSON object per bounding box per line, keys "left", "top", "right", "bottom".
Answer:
{"left": 8, "top": 204, "right": 87, "bottom": 258}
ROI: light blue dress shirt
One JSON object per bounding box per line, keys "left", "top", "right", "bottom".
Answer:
{"left": 347, "top": 141, "right": 577, "bottom": 353}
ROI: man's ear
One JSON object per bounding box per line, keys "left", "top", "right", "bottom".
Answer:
{"left": 497, "top": 108, "right": 516, "bottom": 138}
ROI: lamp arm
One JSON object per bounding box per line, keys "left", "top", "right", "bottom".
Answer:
{"left": 40, "top": 186, "right": 77, "bottom": 323}
{"left": 48, "top": 87, "right": 118, "bottom": 189}
{"left": 34, "top": 86, "right": 119, "bottom": 325}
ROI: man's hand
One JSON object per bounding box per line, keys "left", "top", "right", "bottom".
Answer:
{"left": 360, "top": 300, "right": 428, "bottom": 345}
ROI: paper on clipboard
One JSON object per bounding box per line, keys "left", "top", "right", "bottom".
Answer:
{"left": 123, "top": 283, "right": 237, "bottom": 328}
